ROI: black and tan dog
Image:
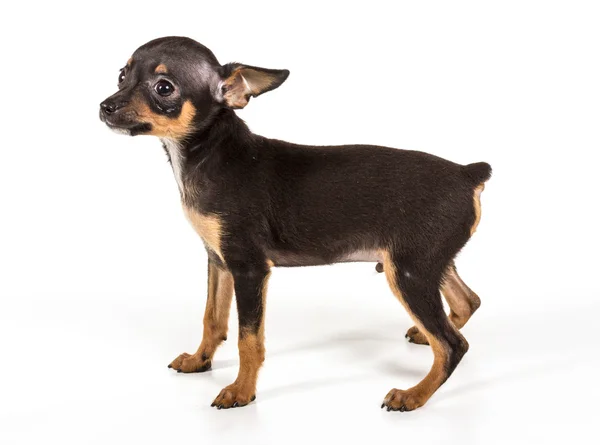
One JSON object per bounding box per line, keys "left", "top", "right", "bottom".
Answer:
{"left": 99, "top": 36, "right": 491, "bottom": 412}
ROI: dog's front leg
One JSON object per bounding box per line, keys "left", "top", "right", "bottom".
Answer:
{"left": 211, "top": 260, "right": 271, "bottom": 409}
{"left": 169, "top": 260, "right": 234, "bottom": 373}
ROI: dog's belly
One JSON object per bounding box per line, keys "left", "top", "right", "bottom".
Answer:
{"left": 340, "top": 249, "right": 384, "bottom": 263}
{"left": 267, "top": 249, "right": 383, "bottom": 267}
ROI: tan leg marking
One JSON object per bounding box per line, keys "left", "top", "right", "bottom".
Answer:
{"left": 211, "top": 331, "right": 264, "bottom": 408}
{"left": 183, "top": 206, "right": 224, "bottom": 262}
{"left": 169, "top": 263, "right": 234, "bottom": 372}
{"left": 170, "top": 209, "right": 227, "bottom": 372}
{"left": 406, "top": 264, "right": 481, "bottom": 345}
{"left": 382, "top": 252, "right": 450, "bottom": 411}
{"left": 212, "top": 269, "right": 271, "bottom": 409}
{"left": 443, "top": 266, "right": 481, "bottom": 329}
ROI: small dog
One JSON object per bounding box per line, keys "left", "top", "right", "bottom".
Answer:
{"left": 100, "top": 37, "right": 491, "bottom": 412}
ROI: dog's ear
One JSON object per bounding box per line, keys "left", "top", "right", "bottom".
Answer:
{"left": 219, "top": 63, "right": 289, "bottom": 109}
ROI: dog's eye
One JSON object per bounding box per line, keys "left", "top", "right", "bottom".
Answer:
{"left": 118, "top": 70, "right": 126, "bottom": 84}
{"left": 155, "top": 80, "right": 174, "bottom": 97}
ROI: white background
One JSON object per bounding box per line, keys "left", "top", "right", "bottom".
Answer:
{"left": 1, "top": 1, "right": 599, "bottom": 444}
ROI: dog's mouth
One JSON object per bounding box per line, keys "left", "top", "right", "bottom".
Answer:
{"left": 104, "top": 121, "right": 134, "bottom": 135}
{"left": 99, "top": 110, "right": 152, "bottom": 136}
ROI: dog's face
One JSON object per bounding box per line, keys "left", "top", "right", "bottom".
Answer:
{"left": 99, "top": 37, "right": 289, "bottom": 139}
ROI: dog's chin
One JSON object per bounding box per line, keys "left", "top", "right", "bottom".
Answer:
{"left": 106, "top": 123, "right": 132, "bottom": 136}
{"left": 104, "top": 121, "right": 152, "bottom": 137}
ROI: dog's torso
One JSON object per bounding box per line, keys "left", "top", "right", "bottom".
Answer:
{"left": 171, "top": 110, "right": 483, "bottom": 268}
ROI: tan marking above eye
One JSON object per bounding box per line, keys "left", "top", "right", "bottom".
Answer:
{"left": 155, "top": 64, "right": 168, "bottom": 74}
{"left": 127, "top": 57, "right": 133, "bottom": 66}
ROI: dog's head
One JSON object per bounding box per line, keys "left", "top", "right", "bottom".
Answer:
{"left": 99, "top": 37, "right": 289, "bottom": 139}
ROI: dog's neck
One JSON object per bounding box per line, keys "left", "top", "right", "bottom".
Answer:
{"left": 161, "top": 137, "right": 186, "bottom": 194}
{"left": 161, "top": 108, "right": 254, "bottom": 199}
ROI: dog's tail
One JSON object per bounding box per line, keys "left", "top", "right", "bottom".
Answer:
{"left": 462, "top": 162, "right": 492, "bottom": 186}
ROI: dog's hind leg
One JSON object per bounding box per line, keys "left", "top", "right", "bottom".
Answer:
{"left": 405, "top": 261, "right": 481, "bottom": 345}
{"left": 381, "top": 251, "right": 469, "bottom": 411}
{"left": 406, "top": 184, "right": 485, "bottom": 345}
{"left": 169, "top": 260, "right": 234, "bottom": 372}
{"left": 442, "top": 263, "right": 481, "bottom": 330}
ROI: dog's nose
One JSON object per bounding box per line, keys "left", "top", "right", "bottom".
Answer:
{"left": 100, "top": 100, "right": 126, "bottom": 115}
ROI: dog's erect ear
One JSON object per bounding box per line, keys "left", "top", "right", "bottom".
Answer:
{"left": 219, "top": 63, "right": 289, "bottom": 109}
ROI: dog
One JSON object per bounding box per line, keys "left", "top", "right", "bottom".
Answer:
{"left": 99, "top": 36, "right": 491, "bottom": 412}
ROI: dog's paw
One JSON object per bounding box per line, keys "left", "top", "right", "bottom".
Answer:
{"left": 211, "top": 384, "right": 256, "bottom": 409}
{"left": 168, "top": 352, "right": 212, "bottom": 373}
{"left": 381, "top": 388, "right": 425, "bottom": 412}
{"left": 405, "top": 326, "right": 429, "bottom": 345}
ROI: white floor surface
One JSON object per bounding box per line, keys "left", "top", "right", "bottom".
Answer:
{"left": 2, "top": 263, "right": 598, "bottom": 445}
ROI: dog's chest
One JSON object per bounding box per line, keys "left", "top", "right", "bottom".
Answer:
{"left": 183, "top": 206, "right": 224, "bottom": 261}
{"left": 161, "top": 139, "right": 223, "bottom": 259}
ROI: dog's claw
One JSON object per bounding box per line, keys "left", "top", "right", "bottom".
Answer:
{"left": 251, "top": 395, "right": 256, "bottom": 402}
{"left": 167, "top": 364, "right": 172, "bottom": 369}
{"left": 381, "top": 403, "right": 385, "bottom": 409}
{"left": 382, "top": 388, "right": 423, "bottom": 412}
{"left": 233, "top": 402, "right": 239, "bottom": 408}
